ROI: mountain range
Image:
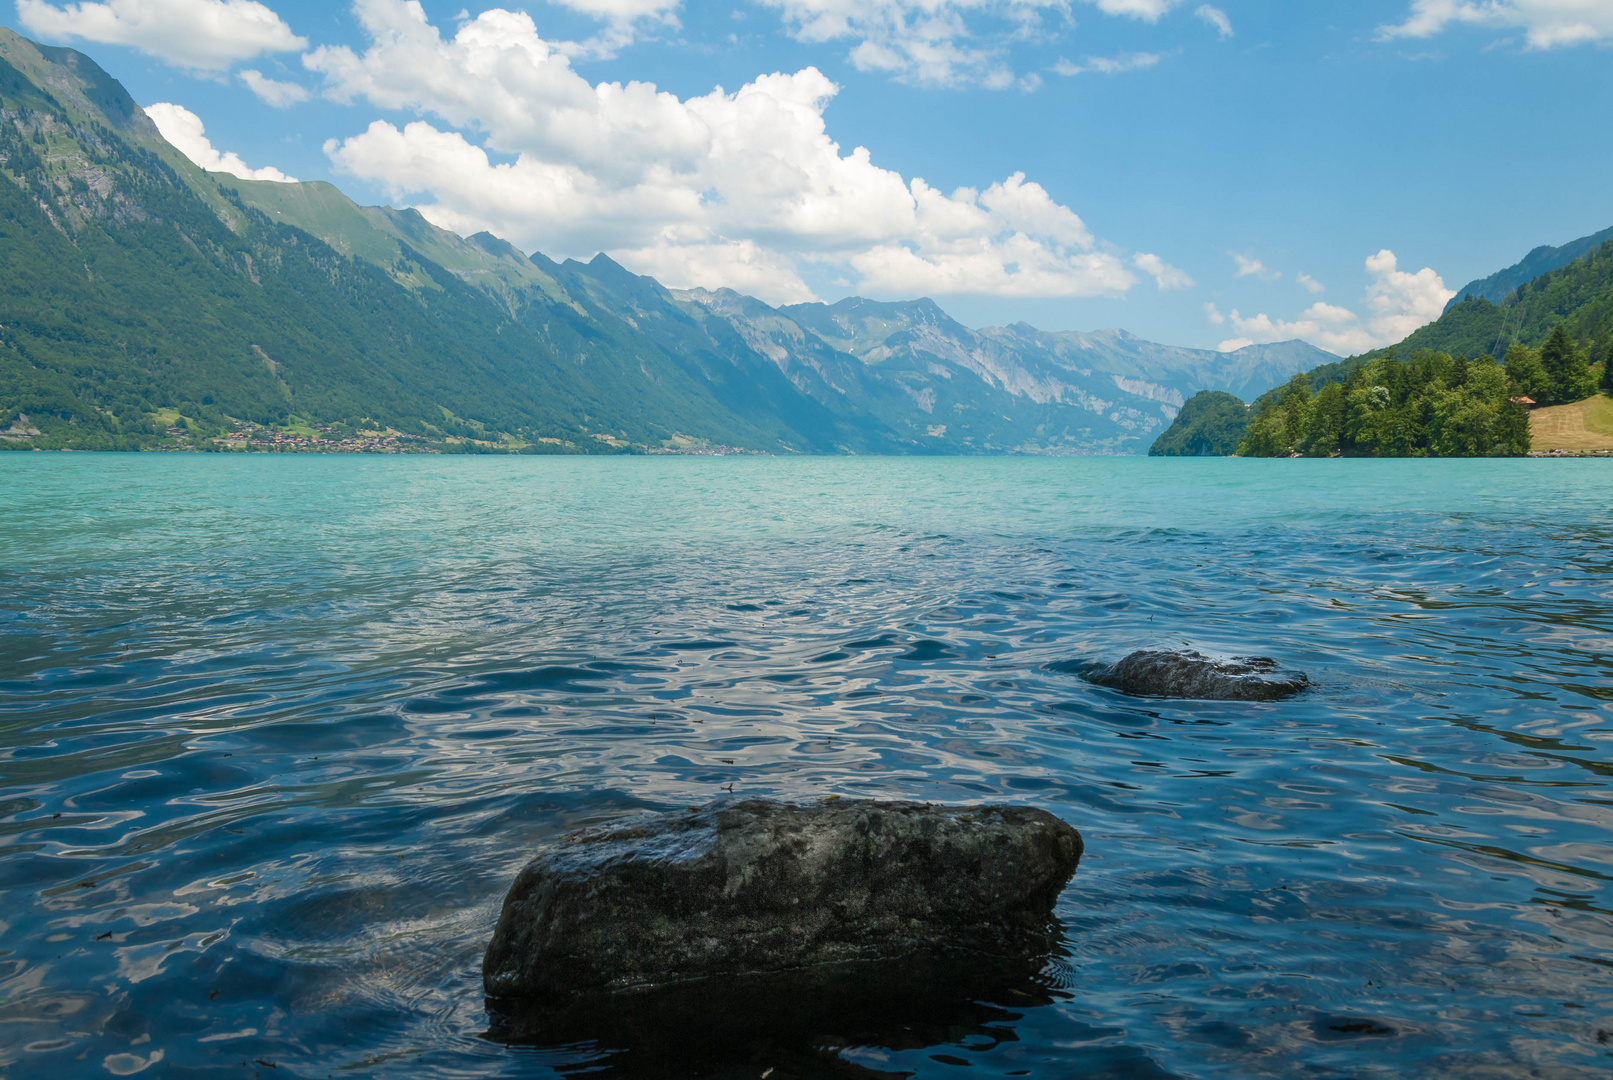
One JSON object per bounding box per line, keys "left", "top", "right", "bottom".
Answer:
{"left": 0, "top": 27, "right": 1334, "bottom": 454}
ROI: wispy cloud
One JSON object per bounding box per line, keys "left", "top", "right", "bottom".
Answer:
{"left": 1134, "top": 252, "right": 1194, "bottom": 290}
{"left": 1052, "top": 51, "right": 1162, "bottom": 75}
{"left": 1231, "top": 253, "right": 1280, "bottom": 281}
{"left": 759, "top": 0, "right": 1189, "bottom": 86}
{"left": 1379, "top": 0, "right": 1613, "bottom": 50}
{"left": 240, "top": 69, "right": 310, "bottom": 107}
{"left": 1195, "top": 4, "right": 1232, "bottom": 38}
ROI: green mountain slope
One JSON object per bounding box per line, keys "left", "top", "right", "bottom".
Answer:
{"left": 0, "top": 27, "right": 1327, "bottom": 455}
{"left": 229, "top": 177, "right": 576, "bottom": 308}
{"left": 0, "top": 27, "right": 861, "bottom": 453}
{"left": 1446, "top": 224, "right": 1613, "bottom": 312}
{"left": 1346, "top": 243, "right": 1613, "bottom": 373}
{"left": 1146, "top": 392, "right": 1248, "bottom": 456}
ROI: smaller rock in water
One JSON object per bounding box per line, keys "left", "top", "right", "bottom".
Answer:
{"left": 1087, "top": 649, "right": 1308, "bottom": 701}
{"left": 483, "top": 798, "right": 1082, "bottom": 1001}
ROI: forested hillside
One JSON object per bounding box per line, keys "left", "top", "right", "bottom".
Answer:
{"left": 1147, "top": 233, "right": 1613, "bottom": 458}
{"left": 1353, "top": 242, "right": 1613, "bottom": 372}
{"left": 1146, "top": 392, "right": 1248, "bottom": 456}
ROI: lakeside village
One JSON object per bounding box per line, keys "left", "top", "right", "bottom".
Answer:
{"left": 0, "top": 412, "right": 768, "bottom": 455}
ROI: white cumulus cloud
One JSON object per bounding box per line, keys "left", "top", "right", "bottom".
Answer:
{"left": 145, "top": 102, "right": 298, "bottom": 181}
{"left": 1380, "top": 0, "right": 1613, "bottom": 49}
{"left": 1296, "top": 272, "right": 1324, "bottom": 294}
{"left": 240, "top": 68, "right": 309, "bottom": 106}
{"left": 1216, "top": 249, "right": 1455, "bottom": 354}
{"left": 306, "top": 0, "right": 1146, "bottom": 305}
{"left": 1195, "top": 3, "right": 1232, "bottom": 37}
{"left": 17, "top": 0, "right": 305, "bottom": 71}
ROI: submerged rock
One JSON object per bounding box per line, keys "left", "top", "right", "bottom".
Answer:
{"left": 483, "top": 798, "right": 1082, "bottom": 1001}
{"left": 1086, "top": 649, "right": 1309, "bottom": 701}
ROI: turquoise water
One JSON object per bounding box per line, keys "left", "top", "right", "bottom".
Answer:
{"left": 3, "top": 454, "right": 1612, "bottom": 1078}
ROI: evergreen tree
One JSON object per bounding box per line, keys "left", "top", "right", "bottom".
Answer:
{"left": 1505, "top": 343, "right": 1548, "bottom": 399}
{"left": 1497, "top": 397, "right": 1532, "bottom": 454}
{"left": 1237, "top": 372, "right": 1314, "bottom": 457}
{"left": 1539, "top": 324, "right": 1596, "bottom": 404}
{"left": 1300, "top": 382, "right": 1347, "bottom": 456}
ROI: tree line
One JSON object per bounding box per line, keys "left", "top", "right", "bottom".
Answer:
{"left": 1237, "top": 325, "right": 1607, "bottom": 458}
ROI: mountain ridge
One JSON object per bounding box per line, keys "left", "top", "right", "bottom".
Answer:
{"left": 1445, "top": 225, "right": 1613, "bottom": 313}
{"left": 0, "top": 26, "right": 1333, "bottom": 454}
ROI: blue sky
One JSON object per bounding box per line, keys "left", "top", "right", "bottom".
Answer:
{"left": 7, "top": 0, "right": 1612, "bottom": 354}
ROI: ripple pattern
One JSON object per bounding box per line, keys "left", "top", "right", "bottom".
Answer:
{"left": 1, "top": 454, "right": 1612, "bottom": 1078}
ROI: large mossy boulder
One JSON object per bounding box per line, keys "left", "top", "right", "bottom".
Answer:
{"left": 483, "top": 798, "right": 1082, "bottom": 1001}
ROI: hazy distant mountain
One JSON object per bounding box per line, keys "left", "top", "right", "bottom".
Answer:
{"left": 0, "top": 26, "right": 1331, "bottom": 455}
{"left": 978, "top": 325, "right": 1335, "bottom": 404}
{"left": 1446, "top": 224, "right": 1613, "bottom": 313}
{"left": 674, "top": 293, "right": 1337, "bottom": 453}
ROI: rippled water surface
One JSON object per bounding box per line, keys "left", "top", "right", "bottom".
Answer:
{"left": 3, "top": 454, "right": 1613, "bottom": 1078}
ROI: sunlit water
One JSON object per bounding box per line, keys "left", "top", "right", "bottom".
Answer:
{"left": 2, "top": 455, "right": 1612, "bottom": 1078}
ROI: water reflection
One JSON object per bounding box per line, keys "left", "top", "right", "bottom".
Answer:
{"left": 487, "top": 950, "right": 1076, "bottom": 1079}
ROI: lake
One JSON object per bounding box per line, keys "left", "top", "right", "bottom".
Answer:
{"left": 2, "top": 454, "right": 1611, "bottom": 1078}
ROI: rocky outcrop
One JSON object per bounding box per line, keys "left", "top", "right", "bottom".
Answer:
{"left": 483, "top": 798, "right": 1082, "bottom": 1001}
{"left": 1086, "top": 649, "right": 1309, "bottom": 701}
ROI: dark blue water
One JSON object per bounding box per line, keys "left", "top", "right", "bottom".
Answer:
{"left": 3, "top": 455, "right": 1612, "bottom": 1078}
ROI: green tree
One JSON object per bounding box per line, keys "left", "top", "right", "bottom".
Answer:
{"left": 1539, "top": 324, "right": 1596, "bottom": 404}
{"left": 1504, "top": 343, "right": 1548, "bottom": 400}
{"left": 1498, "top": 398, "right": 1532, "bottom": 453}
{"left": 1236, "top": 407, "right": 1288, "bottom": 457}
{"left": 1237, "top": 373, "right": 1313, "bottom": 456}
{"left": 1345, "top": 380, "right": 1394, "bottom": 455}
{"left": 1428, "top": 361, "right": 1513, "bottom": 456}
{"left": 1300, "top": 381, "right": 1346, "bottom": 456}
